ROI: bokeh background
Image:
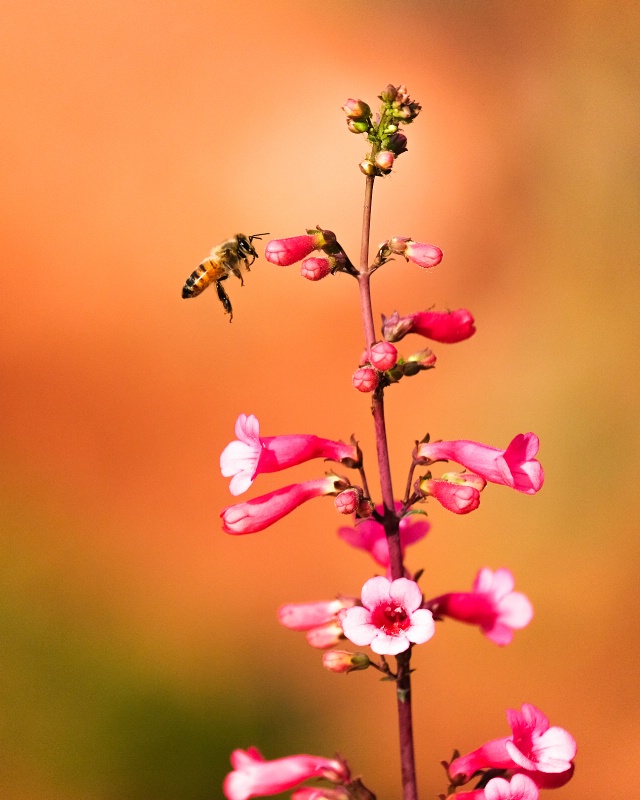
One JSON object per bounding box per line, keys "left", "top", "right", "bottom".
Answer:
{"left": 1, "top": 1, "right": 638, "bottom": 798}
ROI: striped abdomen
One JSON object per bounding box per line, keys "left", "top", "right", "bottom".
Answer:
{"left": 182, "top": 258, "right": 225, "bottom": 299}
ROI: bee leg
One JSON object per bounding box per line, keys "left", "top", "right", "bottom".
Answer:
{"left": 215, "top": 278, "right": 233, "bottom": 321}
{"left": 227, "top": 260, "right": 245, "bottom": 286}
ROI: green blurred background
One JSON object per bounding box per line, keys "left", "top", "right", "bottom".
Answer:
{"left": 1, "top": 1, "right": 638, "bottom": 798}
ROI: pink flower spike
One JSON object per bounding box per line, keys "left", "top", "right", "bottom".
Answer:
{"left": 426, "top": 568, "right": 533, "bottom": 646}
{"left": 382, "top": 308, "right": 476, "bottom": 344}
{"left": 278, "top": 598, "right": 356, "bottom": 631}
{"left": 221, "top": 477, "right": 343, "bottom": 534}
{"left": 264, "top": 233, "right": 324, "bottom": 266}
{"left": 352, "top": 366, "right": 379, "bottom": 393}
{"left": 505, "top": 703, "right": 577, "bottom": 774}
{"left": 337, "top": 506, "right": 429, "bottom": 568}
{"left": 341, "top": 576, "right": 435, "bottom": 655}
{"left": 300, "top": 257, "right": 331, "bottom": 281}
{"left": 220, "top": 414, "right": 358, "bottom": 496}
{"left": 223, "top": 748, "right": 349, "bottom": 800}
{"left": 417, "top": 433, "right": 544, "bottom": 495}
{"left": 368, "top": 341, "right": 398, "bottom": 371}
{"left": 404, "top": 240, "right": 443, "bottom": 268}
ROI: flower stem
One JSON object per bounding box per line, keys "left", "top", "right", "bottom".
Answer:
{"left": 357, "top": 174, "right": 419, "bottom": 800}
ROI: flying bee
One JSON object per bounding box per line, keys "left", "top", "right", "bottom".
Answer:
{"left": 182, "top": 233, "right": 268, "bottom": 321}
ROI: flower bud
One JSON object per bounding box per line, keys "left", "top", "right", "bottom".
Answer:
{"left": 347, "top": 119, "right": 369, "bottom": 134}
{"left": 379, "top": 84, "right": 398, "bottom": 103}
{"left": 406, "top": 348, "right": 437, "bottom": 370}
{"left": 405, "top": 241, "right": 443, "bottom": 269}
{"left": 334, "top": 487, "right": 362, "bottom": 515}
{"left": 359, "top": 159, "right": 376, "bottom": 177}
{"left": 342, "top": 98, "right": 371, "bottom": 120}
{"left": 386, "top": 132, "right": 408, "bottom": 155}
{"left": 369, "top": 341, "right": 398, "bottom": 371}
{"left": 322, "top": 650, "right": 371, "bottom": 674}
{"left": 300, "top": 257, "right": 331, "bottom": 281}
{"left": 374, "top": 150, "right": 394, "bottom": 171}
{"left": 352, "top": 366, "right": 379, "bottom": 393}
{"left": 356, "top": 497, "right": 374, "bottom": 518}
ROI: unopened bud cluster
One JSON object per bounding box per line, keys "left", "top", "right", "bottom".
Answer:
{"left": 342, "top": 84, "right": 420, "bottom": 176}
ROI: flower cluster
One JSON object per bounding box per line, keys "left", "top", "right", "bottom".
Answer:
{"left": 215, "top": 83, "right": 574, "bottom": 800}
{"left": 342, "top": 84, "right": 421, "bottom": 176}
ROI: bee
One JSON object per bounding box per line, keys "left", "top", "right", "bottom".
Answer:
{"left": 182, "top": 233, "right": 268, "bottom": 321}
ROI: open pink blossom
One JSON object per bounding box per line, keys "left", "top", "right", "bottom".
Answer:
{"left": 337, "top": 506, "right": 429, "bottom": 568}
{"left": 221, "top": 477, "right": 343, "bottom": 535}
{"left": 220, "top": 414, "right": 357, "bottom": 496}
{"left": 278, "top": 598, "right": 357, "bottom": 631}
{"left": 426, "top": 568, "right": 533, "bottom": 645}
{"left": 341, "top": 576, "right": 435, "bottom": 655}
{"left": 454, "top": 774, "right": 540, "bottom": 800}
{"left": 417, "top": 433, "right": 544, "bottom": 495}
{"left": 265, "top": 233, "right": 326, "bottom": 266}
{"left": 448, "top": 704, "right": 576, "bottom": 781}
{"left": 223, "top": 748, "right": 349, "bottom": 800}
{"left": 382, "top": 308, "right": 476, "bottom": 344}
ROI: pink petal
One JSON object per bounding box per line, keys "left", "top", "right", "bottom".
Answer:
{"left": 361, "top": 576, "right": 392, "bottom": 609}
{"left": 370, "top": 630, "right": 410, "bottom": 655}
{"left": 406, "top": 609, "right": 435, "bottom": 644}
{"left": 389, "top": 577, "right": 423, "bottom": 613}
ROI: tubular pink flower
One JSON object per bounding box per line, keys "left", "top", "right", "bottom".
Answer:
{"left": 455, "top": 774, "right": 540, "bottom": 800}
{"left": 221, "top": 477, "right": 342, "bottom": 535}
{"left": 448, "top": 704, "right": 576, "bottom": 781}
{"left": 337, "top": 506, "right": 429, "bottom": 568}
{"left": 278, "top": 598, "right": 356, "bottom": 631}
{"left": 305, "top": 620, "right": 344, "bottom": 649}
{"left": 417, "top": 433, "right": 544, "bottom": 495}
{"left": 220, "top": 414, "right": 357, "bottom": 496}
{"left": 341, "top": 576, "right": 435, "bottom": 655}
{"left": 223, "top": 748, "right": 350, "bottom": 800}
{"left": 352, "top": 366, "right": 379, "bottom": 392}
{"left": 382, "top": 308, "right": 476, "bottom": 344}
{"left": 265, "top": 234, "right": 324, "bottom": 266}
{"left": 300, "top": 257, "right": 331, "bottom": 281}
{"left": 426, "top": 568, "right": 533, "bottom": 645}
{"left": 368, "top": 341, "right": 398, "bottom": 371}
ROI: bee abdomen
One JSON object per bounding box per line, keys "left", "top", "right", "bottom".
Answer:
{"left": 182, "top": 261, "right": 216, "bottom": 299}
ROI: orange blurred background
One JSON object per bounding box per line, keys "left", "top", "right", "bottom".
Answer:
{"left": 1, "top": 1, "right": 638, "bottom": 798}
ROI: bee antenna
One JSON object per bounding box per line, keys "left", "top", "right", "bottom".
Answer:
{"left": 249, "top": 232, "right": 270, "bottom": 242}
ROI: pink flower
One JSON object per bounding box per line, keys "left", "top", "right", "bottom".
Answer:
{"left": 382, "top": 308, "right": 476, "bottom": 344}
{"left": 220, "top": 414, "right": 357, "bottom": 496}
{"left": 265, "top": 233, "right": 325, "bottom": 266}
{"left": 454, "top": 774, "right": 540, "bottom": 800}
{"left": 337, "top": 507, "right": 429, "bottom": 568}
{"left": 305, "top": 620, "right": 344, "bottom": 649}
{"left": 448, "top": 704, "right": 576, "bottom": 781}
{"left": 426, "top": 568, "right": 533, "bottom": 645}
{"left": 352, "top": 366, "right": 379, "bottom": 392}
{"left": 368, "top": 341, "right": 398, "bottom": 371}
{"left": 221, "top": 477, "right": 343, "bottom": 534}
{"left": 417, "top": 433, "right": 544, "bottom": 495}
{"left": 341, "top": 576, "right": 435, "bottom": 655}
{"left": 223, "top": 748, "right": 349, "bottom": 800}
{"left": 300, "top": 257, "right": 331, "bottom": 281}
{"left": 278, "top": 598, "right": 357, "bottom": 631}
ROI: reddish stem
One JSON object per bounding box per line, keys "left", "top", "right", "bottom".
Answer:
{"left": 357, "top": 174, "right": 419, "bottom": 800}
